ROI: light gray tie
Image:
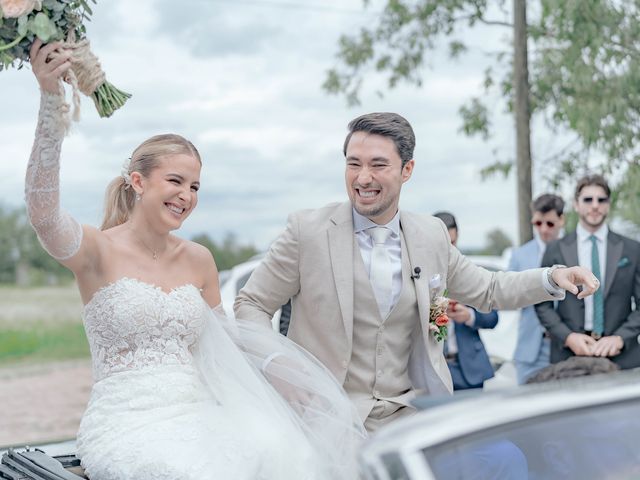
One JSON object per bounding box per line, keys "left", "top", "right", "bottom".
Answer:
{"left": 369, "top": 226, "right": 393, "bottom": 317}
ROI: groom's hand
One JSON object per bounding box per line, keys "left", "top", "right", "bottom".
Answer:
{"left": 552, "top": 266, "right": 600, "bottom": 299}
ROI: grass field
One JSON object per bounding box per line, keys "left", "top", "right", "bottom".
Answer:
{"left": 0, "top": 284, "right": 88, "bottom": 365}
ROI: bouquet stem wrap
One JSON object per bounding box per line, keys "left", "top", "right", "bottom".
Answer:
{"left": 58, "top": 33, "right": 130, "bottom": 119}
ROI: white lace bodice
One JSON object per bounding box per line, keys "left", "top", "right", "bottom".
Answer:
{"left": 83, "top": 278, "right": 207, "bottom": 381}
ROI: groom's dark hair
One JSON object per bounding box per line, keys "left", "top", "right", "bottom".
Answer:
{"left": 343, "top": 112, "right": 415, "bottom": 167}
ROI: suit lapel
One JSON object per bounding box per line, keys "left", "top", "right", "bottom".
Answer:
{"left": 402, "top": 211, "right": 453, "bottom": 393}
{"left": 328, "top": 203, "right": 355, "bottom": 348}
{"left": 400, "top": 213, "right": 437, "bottom": 329}
{"left": 605, "top": 232, "right": 623, "bottom": 299}
{"left": 560, "top": 233, "right": 579, "bottom": 267}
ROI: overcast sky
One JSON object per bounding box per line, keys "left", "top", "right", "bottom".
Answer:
{"left": 0, "top": 0, "right": 564, "bottom": 251}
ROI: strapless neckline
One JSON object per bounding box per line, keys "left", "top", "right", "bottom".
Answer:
{"left": 84, "top": 277, "right": 200, "bottom": 310}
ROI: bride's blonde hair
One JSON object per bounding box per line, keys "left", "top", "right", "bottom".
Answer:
{"left": 101, "top": 134, "right": 201, "bottom": 231}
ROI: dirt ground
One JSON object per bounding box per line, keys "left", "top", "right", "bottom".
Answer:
{"left": 0, "top": 359, "right": 92, "bottom": 447}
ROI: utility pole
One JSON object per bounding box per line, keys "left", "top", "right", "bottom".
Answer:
{"left": 513, "top": 0, "right": 533, "bottom": 244}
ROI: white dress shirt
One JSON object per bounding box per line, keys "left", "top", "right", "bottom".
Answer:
{"left": 353, "top": 209, "right": 403, "bottom": 313}
{"left": 576, "top": 223, "right": 608, "bottom": 330}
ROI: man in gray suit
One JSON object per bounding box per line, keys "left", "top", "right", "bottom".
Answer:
{"left": 235, "top": 112, "right": 598, "bottom": 432}
{"left": 536, "top": 174, "right": 640, "bottom": 369}
{"left": 508, "top": 194, "right": 565, "bottom": 384}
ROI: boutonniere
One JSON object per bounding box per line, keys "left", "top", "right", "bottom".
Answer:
{"left": 618, "top": 257, "right": 630, "bottom": 268}
{"left": 428, "top": 274, "right": 449, "bottom": 342}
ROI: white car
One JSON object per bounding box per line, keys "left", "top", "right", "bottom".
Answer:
{"left": 359, "top": 370, "right": 640, "bottom": 480}
{"left": 218, "top": 256, "right": 282, "bottom": 331}
{"left": 464, "top": 255, "right": 519, "bottom": 389}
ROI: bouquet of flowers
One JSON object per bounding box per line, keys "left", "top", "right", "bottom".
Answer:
{"left": 0, "top": 0, "right": 130, "bottom": 117}
{"left": 428, "top": 274, "right": 449, "bottom": 342}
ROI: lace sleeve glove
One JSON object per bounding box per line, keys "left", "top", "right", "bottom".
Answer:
{"left": 24, "top": 91, "right": 83, "bottom": 260}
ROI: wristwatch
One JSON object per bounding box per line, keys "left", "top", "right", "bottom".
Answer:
{"left": 546, "top": 264, "right": 567, "bottom": 290}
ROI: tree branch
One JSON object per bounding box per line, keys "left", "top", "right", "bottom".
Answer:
{"left": 478, "top": 17, "right": 513, "bottom": 27}
{"left": 453, "top": 14, "right": 513, "bottom": 28}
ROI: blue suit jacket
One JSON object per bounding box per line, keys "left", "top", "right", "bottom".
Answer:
{"left": 508, "top": 239, "right": 545, "bottom": 363}
{"left": 454, "top": 309, "right": 499, "bottom": 386}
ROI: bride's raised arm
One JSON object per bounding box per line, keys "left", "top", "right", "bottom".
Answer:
{"left": 25, "top": 40, "right": 90, "bottom": 270}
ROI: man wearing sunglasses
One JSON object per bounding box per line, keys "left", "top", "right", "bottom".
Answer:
{"left": 508, "top": 194, "right": 566, "bottom": 383}
{"left": 535, "top": 174, "right": 640, "bottom": 369}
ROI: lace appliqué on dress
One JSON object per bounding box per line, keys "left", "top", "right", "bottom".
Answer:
{"left": 83, "top": 278, "right": 206, "bottom": 381}
{"left": 25, "top": 91, "right": 82, "bottom": 260}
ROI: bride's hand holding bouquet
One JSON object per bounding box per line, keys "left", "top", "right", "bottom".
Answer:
{"left": 30, "top": 38, "right": 70, "bottom": 93}
{"left": 0, "top": 0, "right": 130, "bottom": 118}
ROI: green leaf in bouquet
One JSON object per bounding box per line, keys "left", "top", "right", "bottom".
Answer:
{"left": 31, "top": 12, "right": 59, "bottom": 42}
{"left": 78, "top": 1, "right": 93, "bottom": 16}
{"left": 17, "top": 15, "right": 29, "bottom": 37}
{"left": 42, "top": 0, "right": 59, "bottom": 9}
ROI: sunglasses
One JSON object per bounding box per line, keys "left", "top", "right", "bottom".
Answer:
{"left": 532, "top": 220, "right": 556, "bottom": 228}
{"left": 580, "top": 196, "right": 609, "bottom": 205}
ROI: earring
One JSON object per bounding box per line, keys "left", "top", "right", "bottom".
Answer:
{"left": 135, "top": 193, "right": 141, "bottom": 201}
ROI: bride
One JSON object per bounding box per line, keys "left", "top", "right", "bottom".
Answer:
{"left": 25, "top": 39, "right": 366, "bottom": 479}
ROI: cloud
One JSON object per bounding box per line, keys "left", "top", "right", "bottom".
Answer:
{"left": 154, "top": 0, "right": 281, "bottom": 58}
{"left": 0, "top": 0, "right": 528, "bottom": 253}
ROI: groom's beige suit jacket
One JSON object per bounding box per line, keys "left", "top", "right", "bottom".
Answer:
{"left": 235, "top": 202, "right": 553, "bottom": 395}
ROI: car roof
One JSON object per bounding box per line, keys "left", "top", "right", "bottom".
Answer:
{"left": 363, "top": 369, "right": 640, "bottom": 455}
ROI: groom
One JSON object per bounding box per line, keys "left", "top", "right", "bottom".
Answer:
{"left": 235, "top": 112, "right": 598, "bottom": 432}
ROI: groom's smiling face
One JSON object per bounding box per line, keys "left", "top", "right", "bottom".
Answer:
{"left": 345, "top": 131, "right": 414, "bottom": 225}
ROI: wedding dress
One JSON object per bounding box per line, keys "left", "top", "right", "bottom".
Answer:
{"left": 25, "top": 92, "right": 366, "bottom": 480}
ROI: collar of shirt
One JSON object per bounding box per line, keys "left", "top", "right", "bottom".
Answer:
{"left": 576, "top": 222, "right": 608, "bottom": 244}
{"left": 533, "top": 230, "right": 546, "bottom": 260}
{"left": 533, "top": 228, "right": 565, "bottom": 263}
{"left": 352, "top": 208, "right": 401, "bottom": 239}
{"left": 352, "top": 208, "right": 403, "bottom": 316}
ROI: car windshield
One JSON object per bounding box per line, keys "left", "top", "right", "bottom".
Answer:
{"left": 423, "top": 398, "right": 640, "bottom": 480}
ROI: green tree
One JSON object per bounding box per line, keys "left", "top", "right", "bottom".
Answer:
{"left": 192, "top": 232, "right": 259, "bottom": 272}
{"left": 612, "top": 163, "right": 640, "bottom": 235}
{"left": 0, "top": 204, "right": 72, "bottom": 285}
{"left": 0, "top": 205, "right": 20, "bottom": 283}
{"left": 324, "top": 0, "right": 640, "bottom": 242}
{"left": 483, "top": 227, "right": 513, "bottom": 255}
